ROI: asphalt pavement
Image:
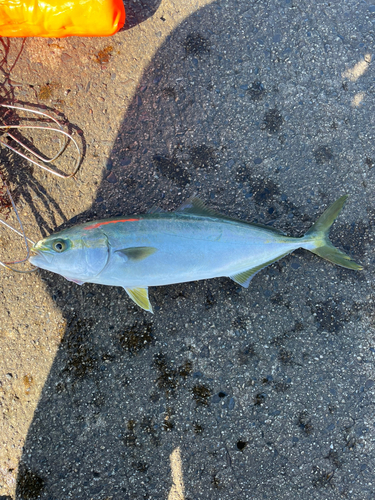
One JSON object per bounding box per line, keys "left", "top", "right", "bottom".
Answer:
{"left": 0, "top": 0, "right": 374, "bottom": 499}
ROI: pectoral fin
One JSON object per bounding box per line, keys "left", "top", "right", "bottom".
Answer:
{"left": 116, "top": 246, "right": 158, "bottom": 262}
{"left": 124, "top": 287, "right": 153, "bottom": 313}
{"left": 230, "top": 251, "right": 293, "bottom": 288}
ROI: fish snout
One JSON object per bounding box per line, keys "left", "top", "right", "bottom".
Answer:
{"left": 29, "top": 247, "right": 53, "bottom": 266}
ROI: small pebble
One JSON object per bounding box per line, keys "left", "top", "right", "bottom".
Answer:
{"left": 61, "top": 53, "right": 73, "bottom": 63}
{"left": 106, "top": 172, "right": 117, "bottom": 183}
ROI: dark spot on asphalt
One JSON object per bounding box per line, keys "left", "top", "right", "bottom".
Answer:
{"left": 311, "top": 467, "right": 335, "bottom": 489}
{"left": 218, "top": 277, "right": 242, "bottom": 294}
{"left": 140, "top": 416, "right": 161, "bottom": 446}
{"left": 247, "top": 81, "right": 265, "bottom": 101}
{"left": 179, "top": 361, "right": 193, "bottom": 378}
{"left": 238, "top": 344, "right": 256, "bottom": 365}
{"left": 298, "top": 411, "right": 314, "bottom": 435}
{"left": 292, "top": 321, "right": 304, "bottom": 332}
{"left": 62, "top": 317, "right": 96, "bottom": 380}
{"left": 333, "top": 213, "right": 374, "bottom": 259}
{"left": 123, "top": 427, "right": 137, "bottom": 447}
{"left": 127, "top": 419, "right": 136, "bottom": 431}
{"left": 132, "top": 461, "right": 148, "bottom": 472}
{"left": 119, "top": 320, "right": 154, "bottom": 355}
{"left": 163, "top": 419, "right": 174, "bottom": 431}
{"left": 250, "top": 177, "right": 280, "bottom": 205}
{"left": 218, "top": 391, "right": 226, "bottom": 398}
{"left": 16, "top": 466, "right": 45, "bottom": 499}
{"left": 190, "top": 144, "right": 216, "bottom": 169}
{"left": 325, "top": 449, "right": 343, "bottom": 468}
{"left": 192, "top": 384, "right": 211, "bottom": 406}
{"left": 211, "top": 474, "right": 221, "bottom": 489}
{"left": 346, "top": 435, "right": 356, "bottom": 450}
{"left": 193, "top": 422, "right": 204, "bottom": 434}
{"left": 205, "top": 288, "right": 216, "bottom": 309}
{"left": 343, "top": 428, "right": 357, "bottom": 450}
{"left": 55, "top": 382, "right": 65, "bottom": 394}
{"left": 271, "top": 331, "right": 291, "bottom": 347}
{"left": 162, "top": 86, "right": 177, "bottom": 99}
{"left": 278, "top": 347, "right": 294, "bottom": 365}
{"left": 270, "top": 292, "right": 290, "bottom": 308}
{"left": 262, "top": 108, "right": 283, "bottom": 133}
{"left": 236, "top": 440, "right": 248, "bottom": 451}
{"left": 153, "top": 353, "right": 192, "bottom": 394}
{"left": 101, "top": 352, "right": 115, "bottom": 362}
{"left": 311, "top": 299, "right": 347, "bottom": 334}
{"left": 149, "top": 392, "right": 160, "bottom": 403}
{"left": 365, "top": 157, "right": 373, "bottom": 168}
{"left": 273, "top": 381, "right": 291, "bottom": 393}
{"left": 153, "top": 155, "right": 190, "bottom": 187}
{"left": 124, "top": 176, "right": 137, "bottom": 189}
{"left": 231, "top": 316, "right": 247, "bottom": 332}
{"left": 92, "top": 392, "right": 105, "bottom": 408}
{"left": 184, "top": 33, "right": 210, "bottom": 55}
{"left": 254, "top": 393, "right": 266, "bottom": 405}
{"left": 235, "top": 163, "right": 249, "bottom": 184}
{"left": 314, "top": 145, "right": 333, "bottom": 164}
{"left": 140, "top": 416, "right": 155, "bottom": 434}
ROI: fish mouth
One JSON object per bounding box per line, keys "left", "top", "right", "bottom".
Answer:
{"left": 29, "top": 247, "right": 53, "bottom": 267}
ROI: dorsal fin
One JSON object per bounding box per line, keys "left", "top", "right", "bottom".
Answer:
{"left": 175, "top": 197, "right": 285, "bottom": 235}
{"left": 175, "top": 197, "right": 221, "bottom": 217}
{"left": 147, "top": 205, "right": 165, "bottom": 214}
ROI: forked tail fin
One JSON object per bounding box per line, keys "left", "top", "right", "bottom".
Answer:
{"left": 303, "top": 195, "right": 363, "bottom": 270}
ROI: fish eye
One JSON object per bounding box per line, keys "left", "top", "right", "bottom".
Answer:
{"left": 52, "top": 240, "right": 67, "bottom": 253}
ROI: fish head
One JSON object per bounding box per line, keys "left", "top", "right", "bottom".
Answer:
{"left": 29, "top": 226, "right": 109, "bottom": 281}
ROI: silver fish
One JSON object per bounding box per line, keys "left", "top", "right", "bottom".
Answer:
{"left": 29, "top": 196, "right": 362, "bottom": 312}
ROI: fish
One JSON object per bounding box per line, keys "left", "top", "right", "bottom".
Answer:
{"left": 29, "top": 195, "right": 362, "bottom": 313}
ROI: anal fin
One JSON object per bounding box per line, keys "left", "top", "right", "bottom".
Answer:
{"left": 230, "top": 251, "right": 293, "bottom": 288}
{"left": 124, "top": 286, "right": 153, "bottom": 313}
{"left": 230, "top": 268, "right": 261, "bottom": 288}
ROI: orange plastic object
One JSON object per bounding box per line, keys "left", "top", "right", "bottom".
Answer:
{"left": 0, "top": 0, "right": 125, "bottom": 37}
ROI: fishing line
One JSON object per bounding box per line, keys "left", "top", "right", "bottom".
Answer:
{"left": 0, "top": 104, "right": 82, "bottom": 272}
{"left": 0, "top": 181, "right": 38, "bottom": 273}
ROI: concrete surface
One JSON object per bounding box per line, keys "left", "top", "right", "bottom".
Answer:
{"left": 0, "top": 0, "right": 374, "bottom": 498}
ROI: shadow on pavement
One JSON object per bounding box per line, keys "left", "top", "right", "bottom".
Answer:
{"left": 16, "top": 1, "right": 375, "bottom": 499}
{"left": 122, "top": 0, "right": 162, "bottom": 31}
